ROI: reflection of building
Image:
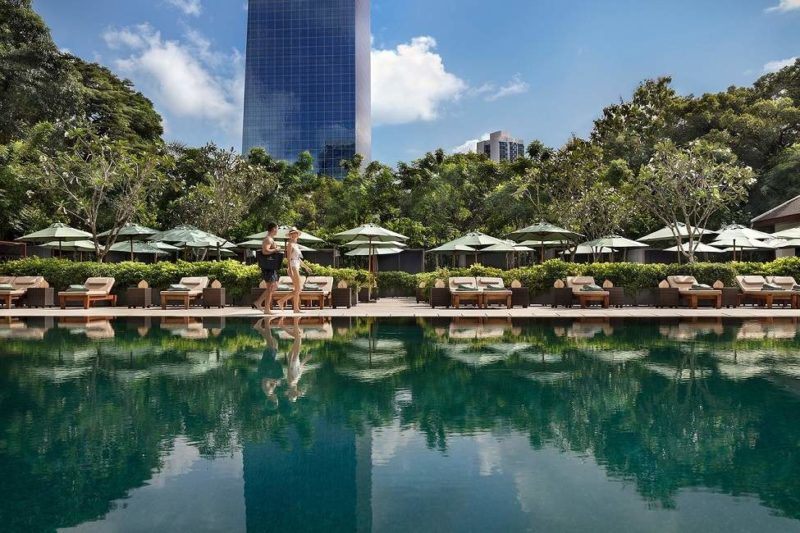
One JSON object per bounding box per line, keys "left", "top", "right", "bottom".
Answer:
{"left": 476, "top": 131, "right": 526, "bottom": 162}
{"left": 243, "top": 418, "right": 372, "bottom": 531}
{"left": 242, "top": 0, "right": 372, "bottom": 179}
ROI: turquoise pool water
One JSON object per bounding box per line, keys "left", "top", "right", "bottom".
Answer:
{"left": 2, "top": 316, "right": 800, "bottom": 532}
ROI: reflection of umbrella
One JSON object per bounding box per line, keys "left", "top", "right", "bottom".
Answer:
{"left": 333, "top": 224, "right": 409, "bottom": 300}
{"left": 246, "top": 225, "right": 324, "bottom": 243}
{"left": 509, "top": 222, "right": 583, "bottom": 263}
{"left": 99, "top": 223, "right": 158, "bottom": 261}
{"left": 17, "top": 223, "right": 93, "bottom": 255}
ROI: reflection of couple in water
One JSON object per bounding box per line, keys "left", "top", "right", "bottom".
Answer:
{"left": 254, "top": 316, "right": 312, "bottom": 405}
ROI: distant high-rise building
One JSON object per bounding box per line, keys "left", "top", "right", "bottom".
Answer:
{"left": 476, "top": 131, "right": 526, "bottom": 162}
{"left": 242, "top": 0, "right": 371, "bottom": 179}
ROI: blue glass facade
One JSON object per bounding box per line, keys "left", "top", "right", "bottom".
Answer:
{"left": 242, "top": 0, "right": 371, "bottom": 179}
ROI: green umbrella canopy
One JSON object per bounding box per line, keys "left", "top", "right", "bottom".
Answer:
{"left": 41, "top": 240, "right": 98, "bottom": 252}
{"left": 17, "top": 223, "right": 92, "bottom": 243}
{"left": 343, "top": 240, "right": 408, "bottom": 249}
{"left": 482, "top": 240, "right": 535, "bottom": 253}
{"left": 107, "top": 241, "right": 169, "bottom": 256}
{"left": 246, "top": 225, "right": 324, "bottom": 243}
{"left": 638, "top": 223, "right": 716, "bottom": 243}
{"left": 442, "top": 232, "right": 507, "bottom": 249}
{"left": 519, "top": 240, "right": 567, "bottom": 248}
{"left": 97, "top": 222, "right": 157, "bottom": 240}
{"left": 560, "top": 245, "right": 615, "bottom": 256}
{"left": 428, "top": 243, "right": 477, "bottom": 254}
{"left": 345, "top": 246, "right": 403, "bottom": 257}
{"left": 150, "top": 224, "right": 221, "bottom": 244}
{"left": 183, "top": 236, "right": 237, "bottom": 249}
{"left": 509, "top": 222, "right": 582, "bottom": 242}
{"left": 760, "top": 238, "right": 799, "bottom": 250}
{"left": 773, "top": 227, "right": 800, "bottom": 240}
{"left": 332, "top": 224, "right": 409, "bottom": 243}
{"left": 149, "top": 241, "right": 182, "bottom": 252}
{"left": 237, "top": 240, "right": 313, "bottom": 252}
{"left": 715, "top": 224, "right": 773, "bottom": 241}
{"left": 663, "top": 242, "right": 724, "bottom": 253}
{"left": 712, "top": 236, "right": 773, "bottom": 249}
{"left": 581, "top": 235, "right": 649, "bottom": 249}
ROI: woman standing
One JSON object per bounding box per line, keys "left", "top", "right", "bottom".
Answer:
{"left": 277, "top": 227, "right": 311, "bottom": 313}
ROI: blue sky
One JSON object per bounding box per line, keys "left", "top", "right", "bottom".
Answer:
{"left": 34, "top": 0, "right": 800, "bottom": 165}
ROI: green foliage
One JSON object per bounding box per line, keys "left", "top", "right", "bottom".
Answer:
{"left": 0, "top": 258, "right": 373, "bottom": 298}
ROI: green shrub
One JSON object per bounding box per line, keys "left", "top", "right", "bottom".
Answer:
{"left": 6, "top": 257, "right": 800, "bottom": 300}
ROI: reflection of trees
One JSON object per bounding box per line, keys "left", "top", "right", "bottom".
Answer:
{"left": 2, "top": 318, "right": 800, "bottom": 528}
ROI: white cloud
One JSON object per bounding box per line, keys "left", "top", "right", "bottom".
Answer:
{"left": 763, "top": 57, "right": 798, "bottom": 73}
{"left": 166, "top": 0, "right": 202, "bottom": 16}
{"left": 103, "top": 24, "right": 243, "bottom": 135}
{"left": 372, "top": 36, "right": 467, "bottom": 125}
{"left": 470, "top": 74, "right": 530, "bottom": 102}
{"left": 453, "top": 132, "right": 490, "bottom": 154}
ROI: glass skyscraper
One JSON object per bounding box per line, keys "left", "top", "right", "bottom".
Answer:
{"left": 242, "top": 0, "right": 371, "bottom": 179}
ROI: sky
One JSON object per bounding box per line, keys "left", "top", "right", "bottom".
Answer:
{"left": 34, "top": 0, "right": 800, "bottom": 166}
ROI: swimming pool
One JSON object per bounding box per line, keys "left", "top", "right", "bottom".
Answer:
{"left": 2, "top": 316, "right": 800, "bottom": 532}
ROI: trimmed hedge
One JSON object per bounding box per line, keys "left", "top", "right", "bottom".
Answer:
{"left": 4, "top": 257, "right": 800, "bottom": 300}
{"left": 0, "top": 258, "right": 370, "bottom": 300}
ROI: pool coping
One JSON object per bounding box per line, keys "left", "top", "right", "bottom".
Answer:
{"left": 4, "top": 297, "right": 800, "bottom": 319}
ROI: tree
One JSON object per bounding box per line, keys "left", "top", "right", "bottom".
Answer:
{"left": 633, "top": 140, "right": 756, "bottom": 262}
{"left": 0, "top": 0, "right": 81, "bottom": 143}
{"left": 38, "top": 125, "right": 166, "bottom": 261}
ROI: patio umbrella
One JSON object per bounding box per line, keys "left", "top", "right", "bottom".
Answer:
{"left": 150, "top": 224, "right": 220, "bottom": 244}
{"left": 150, "top": 242, "right": 182, "bottom": 252}
{"left": 183, "top": 236, "right": 237, "bottom": 261}
{"left": 509, "top": 222, "right": 583, "bottom": 263}
{"left": 433, "top": 232, "right": 508, "bottom": 265}
{"left": 761, "top": 237, "right": 798, "bottom": 250}
{"left": 772, "top": 227, "right": 800, "bottom": 240}
{"left": 638, "top": 223, "right": 715, "bottom": 243}
{"left": 345, "top": 246, "right": 404, "bottom": 256}
{"left": 333, "top": 224, "right": 409, "bottom": 300}
{"left": 427, "top": 242, "right": 477, "bottom": 269}
{"left": 663, "top": 242, "right": 725, "bottom": 254}
{"left": 98, "top": 223, "right": 158, "bottom": 261}
{"left": 580, "top": 235, "right": 648, "bottom": 261}
{"left": 108, "top": 241, "right": 169, "bottom": 256}
{"left": 237, "top": 239, "right": 313, "bottom": 252}
{"left": 343, "top": 240, "right": 408, "bottom": 249}
{"left": 482, "top": 240, "right": 534, "bottom": 269}
{"left": 559, "top": 245, "right": 614, "bottom": 256}
{"left": 246, "top": 225, "right": 324, "bottom": 243}
{"left": 16, "top": 223, "right": 93, "bottom": 255}
{"left": 41, "top": 240, "right": 98, "bottom": 261}
{"left": 712, "top": 236, "right": 772, "bottom": 260}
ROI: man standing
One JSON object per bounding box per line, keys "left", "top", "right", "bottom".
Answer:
{"left": 255, "top": 222, "right": 281, "bottom": 314}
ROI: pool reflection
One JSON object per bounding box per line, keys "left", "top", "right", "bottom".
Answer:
{"left": 1, "top": 317, "right": 800, "bottom": 531}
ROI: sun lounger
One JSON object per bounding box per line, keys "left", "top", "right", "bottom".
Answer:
{"left": 477, "top": 277, "right": 512, "bottom": 308}
{"left": 735, "top": 275, "right": 794, "bottom": 309}
{"left": 449, "top": 277, "right": 482, "bottom": 308}
{"left": 667, "top": 276, "right": 721, "bottom": 309}
{"left": 160, "top": 277, "right": 209, "bottom": 309}
{"left": 0, "top": 276, "right": 45, "bottom": 309}
{"left": 59, "top": 277, "right": 116, "bottom": 309}
{"left": 566, "top": 276, "right": 609, "bottom": 308}
{"left": 300, "top": 276, "right": 334, "bottom": 309}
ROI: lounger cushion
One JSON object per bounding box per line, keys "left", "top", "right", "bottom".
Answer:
{"left": 277, "top": 284, "right": 293, "bottom": 291}
{"left": 169, "top": 284, "right": 190, "bottom": 291}
{"left": 67, "top": 285, "right": 88, "bottom": 292}
{"left": 581, "top": 284, "right": 604, "bottom": 292}
{"left": 762, "top": 283, "right": 783, "bottom": 291}
{"left": 304, "top": 283, "right": 322, "bottom": 291}
{"left": 0, "top": 284, "right": 13, "bottom": 291}
{"left": 691, "top": 283, "right": 712, "bottom": 290}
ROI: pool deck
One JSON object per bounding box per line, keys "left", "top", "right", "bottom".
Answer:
{"left": 3, "top": 297, "right": 800, "bottom": 319}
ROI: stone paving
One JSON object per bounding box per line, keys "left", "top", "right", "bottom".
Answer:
{"left": 3, "top": 297, "right": 800, "bottom": 319}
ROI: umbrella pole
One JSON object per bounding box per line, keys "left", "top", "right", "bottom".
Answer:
{"left": 541, "top": 241, "right": 544, "bottom": 264}
{"left": 130, "top": 240, "right": 134, "bottom": 262}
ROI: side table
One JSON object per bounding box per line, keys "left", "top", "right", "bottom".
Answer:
{"left": 126, "top": 287, "right": 152, "bottom": 309}
{"left": 203, "top": 288, "right": 226, "bottom": 309}
{"left": 608, "top": 287, "right": 625, "bottom": 308}
{"left": 511, "top": 287, "right": 530, "bottom": 308}
{"left": 25, "top": 287, "right": 55, "bottom": 308}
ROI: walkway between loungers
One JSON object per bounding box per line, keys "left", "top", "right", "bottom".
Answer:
{"left": 4, "top": 298, "right": 800, "bottom": 319}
